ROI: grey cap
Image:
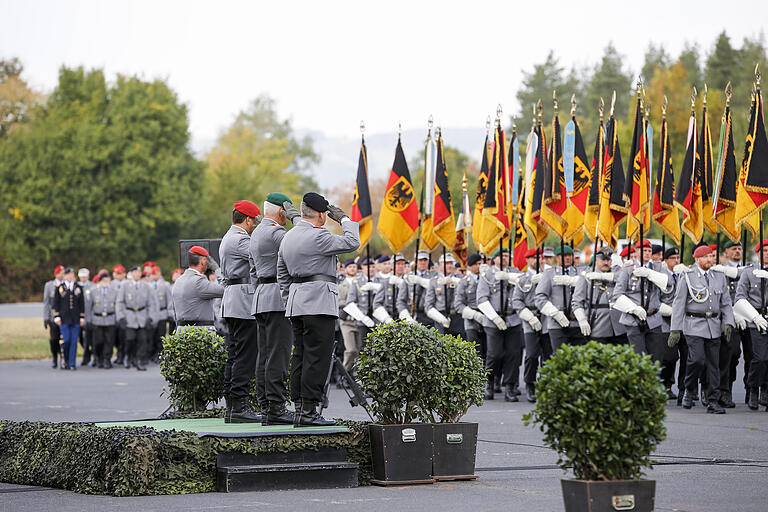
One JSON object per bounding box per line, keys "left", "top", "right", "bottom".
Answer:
{"left": 542, "top": 247, "right": 555, "bottom": 257}
{"left": 77, "top": 268, "right": 90, "bottom": 277}
{"left": 417, "top": 250, "right": 430, "bottom": 260}
{"left": 596, "top": 247, "right": 614, "bottom": 259}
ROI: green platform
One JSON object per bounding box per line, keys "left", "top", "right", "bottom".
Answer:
{"left": 94, "top": 418, "right": 350, "bottom": 438}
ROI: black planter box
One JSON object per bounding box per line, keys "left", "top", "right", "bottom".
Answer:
{"left": 561, "top": 479, "right": 656, "bottom": 512}
{"left": 369, "top": 423, "right": 434, "bottom": 485}
{"left": 432, "top": 422, "right": 478, "bottom": 480}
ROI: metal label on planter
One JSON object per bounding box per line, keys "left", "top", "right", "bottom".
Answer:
{"left": 446, "top": 433, "right": 463, "bottom": 444}
{"left": 401, "top": 428, "right": 416, "bottom": 443}
{"left": 611, "top": 494, "right": 635, "bottom": 510}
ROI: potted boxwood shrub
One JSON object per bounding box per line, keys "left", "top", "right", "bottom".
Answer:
{"left": 355, "top": 321, "right": 447, "bottom": 485}
{"left": 523, "top": 341, "right": 667, "bottom": 512}
{"left": 431, "top": 333, "right": 485, "bottom": 480}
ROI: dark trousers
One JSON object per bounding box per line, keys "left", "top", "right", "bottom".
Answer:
{"left": 684, "top": 335, "right": 720, "bottom": 400}
{"left": 255, "top": 311, "right": 293, "bottom": 404}
{"left": 289, "top": 315, "right": 336, "bottom": 404}
{"left": 79, "top": 325, "right": 93, "bottom": 363}
{"left": 747, "top": 329, "right": 768, "bottom": 389}
{"left": 224, "top": 318, "right": 259, "bottom": 401}
{"left": 718, "top": 329, "right": 743, "bottom": 392}
{"left": 437, "top": 314, "right": 466, "bottom": 339}
{"left": 549, "top": 327, "right": 586, "bottom": 352}
{"left": 47, "top": 321, "right": 61, "bottom": 361}
{"left": 626, "top": 326, "right": 666, "bottom": 363}
{"left": 465, "top": 326, "right": 486, "bottom": 360}
{"left": 124, "top": 327, "right": 148, "bottom": 365}
{"left": 523, "top": 331, "right": 550, "bottom": 384}
{"left": 662, "top": 333, "right": 688, "bottom": 392}
{"left": 484, "top": 324, "right": 522, "bottom": 387}
{"left": 149, "top": 319, "right": 167, "bottom": 359}
{"left": 115, "top": 326, "right": 126, "bottom": 362}
{"left": 595, "top": 334, "right": 628, "bottom": 345}
{"left": 733, "top": 329, "right": 753, "bottom": 390}
{"left": 93, "top": 325, "right": 116, "bottom": 364}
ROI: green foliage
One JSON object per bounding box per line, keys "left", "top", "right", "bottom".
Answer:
{"left": 435, "top": 334, "right": 485, "bottom": 423}
{"left": 159, "top": 327, "right": 227, "bottom": 411}
{"left": 0, "top": 419, "right": 372, "bottom": 495}
{"left": 410, "top": 143, "right": 476, "bottom": 220}
{"left": 705, "top": 31, "right": 738, "bottom": 91}
{"left": 523, "top": 341, "right": 667, "bottom": 481}
{"left": 641, "top": 43, "right": 670, "bottom": 84}
{"left": 583, "top": 42, "right": 633, "bottom": 126}
{"left": 678, "top": 42, "right": 702, "bottom": 87}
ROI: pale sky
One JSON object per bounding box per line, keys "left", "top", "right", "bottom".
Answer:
{"left": 2, "top": 0, "right": 765, "bottom": 149}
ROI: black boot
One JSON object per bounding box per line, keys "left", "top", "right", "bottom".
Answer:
{"left": 700, "top": 386, "right": 708, "bottom": 407}
{"left": 512, "top": 384, "right": 521, "bottom": 396}
{"left": 224, "top": 395, "right": 232, "bottom": 423}
{"left": 707, "top": 399, "right": 725, "bottom": 414}
{"left": 719, "top": 390, "right": 735, "bottom": 408}
{"left": 484, "top": 375, "right": 494, "bottom": 400}
{"left": 760, "top": 385, "right": 768, "bottom": 407}
{"left": 745, "top": 387, "right": 751, "bottom": 405}
{"left": 294, "top": 401, "right": 335, "bottom": 427}
{"left": 748, "top": 388, "right": 760, "bottom": 410}
{"left": 682, "top": 390, "right": 693, "bottom": 409}
{"left": 52, "top": 355, "right": 57, "bottom": 369}
{"left": 230, "top": 398, "right": 264, "bottom": 423}
{"left": 494, "top": 375, "right": 502, "bottom": 393}
{"left": 666, "top": 388, "right": 677, "bottom": 400}
{"left": 504, "top": 385, "right": 519, "bottom": 402}
{"left": 134, "top": 360, "right": 146, "bottom": 371}
{"left": 265, "top": 401, "right": 294, "bottom": 425}
{"left": 526, "top": 383, "right": 536, "bottom": 403}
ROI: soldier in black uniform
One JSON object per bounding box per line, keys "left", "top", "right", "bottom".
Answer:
{"left": 52, "top": 268, "right": 86, "bottom": 371}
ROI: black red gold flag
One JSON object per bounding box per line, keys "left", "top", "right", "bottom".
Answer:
{"left": 597, "top": 114, "right": 627, "bottom": 248}
{"left": 624, "top": 96, "right": 650, "bottom": 241}
{"left": 652, "top": 114, "right": 681, "bottom": 244}
{"left": 584, "top": 117, "right": 605, "bottom": 240}
{"left": 471, "top": 136, "right": 490, "bottom": 251}
{"left": 698, "top": 101, "right": 718, "bottom": 235}
{"left": 524, "top": 123, "right": 549, "bottom": 247}
{"left": 541, "top": 111, "right": 568, "bottom": 237}
{"left": 378, "top": 139, "right": 420, "bottom": 254}
{"left": 563, "top": 115, "right": 590, "bottom": 244}
{"left": 675, "top": 110, "right": 703, "bottom": 243}
{"left": 432, "top": 130, "right": 456, "bottom": 248}
{"left": 350, "top": 138, "right": 373, "bottom": 249}
{"left": 735, "top": 82, "right": 768, "bottom": 233}
{"left": 713, "top": 94, "right": 742, "bottom": 242}
{"left": 478, "top": 123, "right": 510, "bottom": 254}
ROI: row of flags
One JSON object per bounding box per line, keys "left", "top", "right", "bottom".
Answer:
{"left": 350, "top": 73, "right": 768, "bottom": 270}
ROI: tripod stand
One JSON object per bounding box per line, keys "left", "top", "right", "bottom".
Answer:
{"left": 321, "top": 339, "right": 373, "bottom": 421}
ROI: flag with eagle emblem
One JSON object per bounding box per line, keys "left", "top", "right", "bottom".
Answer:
{"left": 378, "top": 138, "right": 419, "bottom": 254}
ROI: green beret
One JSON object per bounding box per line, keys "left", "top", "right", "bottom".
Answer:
{"left": 554, "top": 245, "right": 574, "bottom": 256}
{"left": 723, "top": 240, "right": 741, "bottom": 250}
{"left": 266, "top": 192, "right": 292, "bottom": 207}
{"left": 491, "top": 248, "right": 510, "bottom": 258}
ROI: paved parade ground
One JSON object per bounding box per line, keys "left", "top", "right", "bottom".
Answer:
{"left": 1, "top": 359, "right": 767, "bottom": 512}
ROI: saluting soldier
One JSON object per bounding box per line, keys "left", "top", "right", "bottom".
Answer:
{"left": 219, "top": 200, "right": 262, "bottom": 423}
{"left": 573, "top": 246, "right": 626, "bottom": 346}
{"left": 148, "top": 266, "right": 173, "bottom": 363}
{"left": 52, "top": 268, "right": 85, "bottom": 371}
{"left": 277, "top": 192, "right": 360, "bottom": 426}
{"left": 116, "top": 266, "right": 158, "bottom": 371}
{"left": 85, "top": 273, "right": 118, "bottom": 368}
{"left": 396, "top": 250, "right": 437, "bottom": 325}
{"left": 249, "top": 193, "right": 301, "bottom": 425}
{"left": 611, "top": 240, "right": 671, "bottom": 363}
{"left": 43, "top": 265, "right": 65, "bottom": 368}
{"left": 172, "top": 246, "right": 224, "bottom": 329}
{"left": 454, "top": 253, "right": 487, "bottom": 360}
{"left": 659, "top": 248, "right": 688, "bottom": 403}
{"left": 669, "top": 245, "right": 734, "bottom": 414}
{"left": 511, "top": 248, "right": 547, "bottom": 403}
{"left": 733, "top": 239, "right": 768, "bottom": 411}
{"left": 534, "top": 245, "right": 585, "bottom": 351}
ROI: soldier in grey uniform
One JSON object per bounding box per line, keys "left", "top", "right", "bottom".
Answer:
{"left": 535, "top": 245, "right": 585, "bottom": 352}
{"left": 371, "top": 255, "right": 404, "bottom": 326}
{"left": 454, "top": 253, "right": 486, "bottom": 359}
{"left": 659, "top": 248, "right": 688, "bottom": 403}
{"left": 573, "top": 246, "right": 626, "bottom": 346}
{"left": 396, "top": 250, "right": 437, "bottom": 326}
{"left": 43, "top": 265, "right": 65, "bottom": 368}
{"left": 344, "top": 261, "right": 379, "bottom": 353}
{"left": 77, "top": 268, "right": 96, "bottom": 366}
{"left": 219, "top": 199, "right": 262, "bottom": 423}
{"left": 611, "top": 241, "right": 671, "bottom": 363}
{"left": 669, "top": 245, "right": 734, "bottom": 414}
{"left": 116, "top": 266, "right": 158, "bottom": 371}
{"left": 338, "top": 259, "right": 365, "bottom": 372}
{"left": 512, "top": 248, "right": 547, "bottom": 403}
{"left": 249, "top": 192, "right": 301, "bottom": 425}
{"left": 148, "top": 267, "right": 173, "bottom": 363}
{"left": 110, "top": 265, "right": 128, "bottom": 365}
{"left": 425, "top": 253, "right": 464, "bottom": 337}
{"left": 85, "top": 273, "right": 118, "bottom": 368}
{"left": 277, "top": 192, "right": 360, "bottom": 426}
{"left": 172, "top": 246, "right": 224, "bottom": 328}
{"left": 733, "top": 239, "right": 768, "bottom": 411}
{"left": 476, "top": 248, "right": 523, "bottom": 402}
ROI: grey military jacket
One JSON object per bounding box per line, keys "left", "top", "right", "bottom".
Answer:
{"left": 395, "top": 269, "right": 437, "bottom": 314}
{"left": 338, "top": 276, "right": 354, "bottom": 320}
{"left": 116, "top": 281, "right": 158, "bottom": 329}
{"left": 149, "top": 279, "right": 172, "bottom": 323}
{"left": 220, "top": 224, "right": 257, "bottom": 320}
{"left": 534, "top": 266, "right": 579, "bottom": 331}
{"left": 511, "top": 270, "right": 547, "bottom": 334}
{"left": 250, "top": 217, "right": 288, "bottom": 314}
{"left": 347, "top": 274, "right": 377, "bottom": 325}
{"left": 425, "top": 274, "right": 459, "bottom": 316}
{"left": 671, "top": 263, "right": 733, "bottom": 338}
{"left": 85, "top": 285, "right": 118, "bottom": 327}
{"left": 476, "top": 268, "right": 522, "bottom": 330}
{"left": 172, "top": 268, "right": 225, "bottom": 323}
{"left": 571, "top": 271, "right": 624, "bottom": 338}
{"left": 725, "top": 263, "right": 746, "bottom": 303}
{"left": 734, "top": 264, "right": 767, "bottom": 329}
{"left": 659, "top": 266, "right": 677, "bottom": 333}
{"left": 453, "top": 272, "right": 482, "bottom": 331}
{"left": 277, "top": 219, "right": 360, "bottom": 317}
{"left": 612, "top": 261, "right": 667, "bottom": 330}
{"left": 374, "top": 276, "right": 401, "bottom": 316}
{"left": 43, "top": 279, "right": 60, "bottom": 323}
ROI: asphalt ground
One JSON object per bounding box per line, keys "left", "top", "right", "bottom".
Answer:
{"left": 1, "top": 359, "right": 767, "bottom": 511}
{"left": 0, "top": 302, "right": 42, "bottom": 318}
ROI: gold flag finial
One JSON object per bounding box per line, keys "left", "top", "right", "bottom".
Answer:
{"left": 553, "top": 90, "right": 558, "bottom": 115}
{"left": 462, "top": 171, "right": 468, "bottom": 193}
{"left": 496, "top": 104, "right": 503, "bottom": 122}
{"left": 756, "top": 63, "right": 761, "bottom": 89}
{"left": 690, "top": 86, "right": 697, "bottom": 113}
{"left": 644, "top": 100, "right": 651, "bottom": 120}
{"left": 725, "top": 81, "right": 733, "bottom": 107}
{"left": 485, "top": 115, "right": 491, "bottom": 135}
{"left": 570, "top": 93, "right": 576, "bottom": 117}
{"left": 703, "top": 84, "right": 708, "bottom": 107}
{"left": 609, "top": 90, "right": 616, "bottom": 117}
{"left": 537, "top": 99, "right": 543, "bottom": 126}
{"left": 661, "top": 95, "right": 668, "bottom": 119}
{"left": 599, "top": 97, "right": 605, "bottom": 122}
{"left": 512, "top": 122, "right": 517, "bottom": 135}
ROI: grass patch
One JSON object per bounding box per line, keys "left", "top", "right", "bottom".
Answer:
{"left": 0, "top": 317, "right": 58, "bottom": 360}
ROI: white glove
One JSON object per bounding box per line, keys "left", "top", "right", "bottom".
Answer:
{"left": 613, "top": 294, "right": 647, "bottom": 321}
{"left": 494, "top": 270, "right": 511, "bottom": 281}
{"left": 541, "top": 301, "right": 569, "bottom": 328}
{"left": 531, "top": 273, "right": 543, "bottom": 284}
{"left": 633, "top": 266, "right": 651, "bottom": 278}
{"left": 360, "top": 282, "right": 382, "bottom": 292}
{"left": 478, "top": 300, "right": 506, "bottom": 330}
{"left": 753, "top": 269, "right": 768, "bottom": 280}
{"left": 673, "top": 263, "right": 688, "bottom": 274}
{"left": 389, "top": 276, "right": 404, "bottom": 286}
{"left": 518, "top": 307, "right": 542, "bottom": 331}
{"left": 585, "top": 271, "right": 614, "bottom": 282}
{"left": 734, "top": 298, "right": 768, "bottom": 332}
{"left": 552, "top": 275, "right": 579, "bottom": 287}
{"left": 372, "top": 306, "right": 394, "bottom": 324}
{"left": 427, "top": 307, "right": 451, "bottom": 328}
{"left": 734, "top": 310, "right": 747, "bottom": 330}
{"left": 398, "top": 309, "right": 416, "bottom": 324}
{"left": 436, "top": 276, "right": 451, "bottom": 286}
{"left": 461, "top": 307, "right": 478, "bottom": 320}
{"left": 711, "top": 264, "right": 738, "bottom": 279}
{"left": 573, "top": 308, "right": 591, "bottom": 337}
{"left": 406, "top": 274, "right": 432, "bottom": 289}
{"left": 633, "top": 267, "right": 669, "bottom": 290}
{"left": 343, "top": 302, "right": 375, "bottom": 327}
{"left": 472, "top": 310, "right": 485, "bottom": 324}
{"left": 659, "top": 303, "right": 673, "bottom": 317}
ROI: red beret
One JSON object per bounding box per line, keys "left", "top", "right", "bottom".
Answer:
{"left": 233, "top": 200, "right": 261, "bottom": 218}
{"left": 525, "top": 248, "right": 542, "bottom": 258}
{"left": 54, "top": 265, "right": 65, "bottom": 275}
{"left": 143, "top": 261, "right": 156, "bottom": 268}
{"left": 112, "top": 264, "right": 125, "bottom": 273}
{"left": 189, "top": 245, "right": 209, "bottom": 257}
{"left": 708, "top": 244, "right": 717, "bottom": 251}
{"left": 172, "top": 268, "right": 184, "bottom": 278}
{"left": 634, "top": 240, "right": 652, "bottom": 248}
{"left": 693, "top": 245, "right": 713, "bottom": 258}
{"left": 756, "top": 239, "right": 768, "bottom": 253}
{"left": 620, "top": 246, "right": 636, "bottom": 257}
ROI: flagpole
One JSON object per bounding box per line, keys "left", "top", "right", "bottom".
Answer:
{"left": 412, "top": 121, "right": 423, "bottom": 318}
{"left": 551, "top": 92, "right": 569, "bottom": 318}
{"left": 509, "top": 123, "right": 517, "bottom": 270}
{"left": 758, "top": 67, "right": 765, "bottom": 317}
{"left": 587, "top": 98, "right": 605, "bottom": 323}
{"left": 637, "top": 80, "right": 649, "bottom": 325}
